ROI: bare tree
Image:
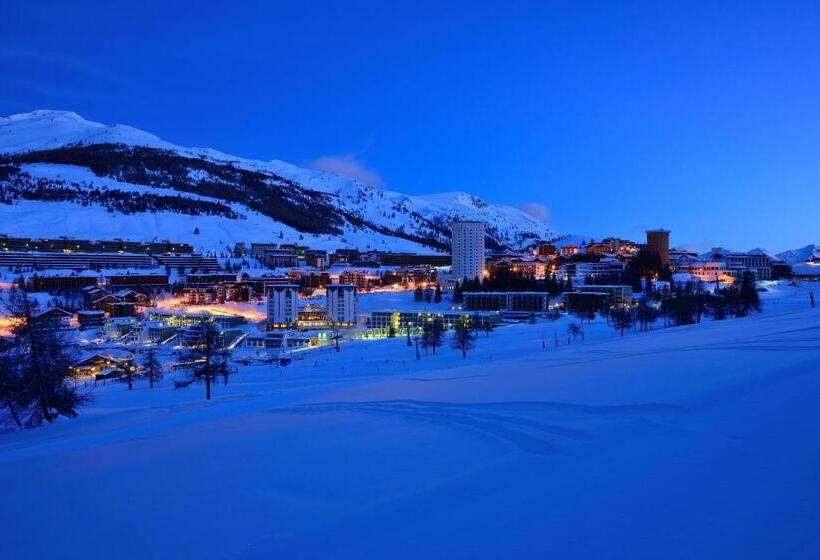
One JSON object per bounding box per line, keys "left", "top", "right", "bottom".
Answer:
{"left": 175, "top": 322, "right": 221, "bottom": 400}
{"left": 141, "top": 348, "right": 164, "bottom": 389}
{"left": 421, "top": 320, "right": 443, "bottom": 355}
{"left": 450, "top": 320, "right": 476, "bottom": 359}
{"left": 568, "top": 322, "right": 583, "bottom": 341}
{"left": 635, "top": 299, "right": 658, "bottom": 332}
{"left": 214, "top": 347, "right": 234, "bottom": 386}
{"left": 118, "top": 361, "right": 136, "bottom": 390}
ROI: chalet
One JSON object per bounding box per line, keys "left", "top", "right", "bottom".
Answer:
{"left": 69, "top": 352, "right": 135, "bottom": 378}
{"left": 109, "top": 302, "right": 137, "bottom": 318}
{"left": 30, "top": 307, "right": 72, "bottom": 329}
{"left": 535, "top": 243, "right": 557, "bottom": 257}
{"left": 112, "top": 289, "right": 151, "bottom": 306}
{"left": 304, "top": 250, "right": 328, "bottom": 269}
{"left": 560, "top": 245, "right": 580, "bottom": 256}
{"left": 585, "top": 242, "right": 614, "bottom": 255}
{"left": 91, "top": 294, "right": 122, "bottom": 313}
{"left": 329, "top": 249, "right": 361, "bottom": 265}
{"left": 77, "top": 310, "right": 105, "bottom": 329}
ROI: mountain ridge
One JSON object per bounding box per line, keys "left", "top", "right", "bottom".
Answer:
{"left": 0, "top": 110, "right": 555, "bottom": 253}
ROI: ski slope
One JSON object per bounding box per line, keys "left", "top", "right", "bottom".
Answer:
{"left": 0, "top": 285, "right": 819, "bottom": 559}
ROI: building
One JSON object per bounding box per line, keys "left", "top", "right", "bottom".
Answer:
{"left": 560, "top": 260, "right": 626, "bottom": 282}
{"left": 304, "top": 250, "right": 328, "bottom": 269}
{"left": 603, "top": 238, "right": 639, "bottom": 255}
{"left": 451, "top": 221, "right": 485, "bottom": 281}
{"left": 267, "top": 284, "right": 299, "bottom": 328}
{"left": 28, "top": 274, "right": 98, "bottom": 292}
{"left": 673, "top": 259, "right": 735, "bottom": 285}
{"left": 263, "top": 249, "right": 299, "bottom": 269}
{"left": 297, "top": 305, "right": 330, "bottom": 328}
{"left": 506, "top": 260, "right": 548, "bottom": 280}
{"left": 462, "top": 291, "right": 551, "bottom": 312}
{"left": 107, "top": 274, "right": 169, "bottom": 290}
{"left": 560, "top": 245, "right": 579, "bottom": 256}
{"left": 377, "top": 253, "right": 451, "bottom": 267}
{"left": 250, "top": 243, "right": 278, "bottom": 259}
{"left": 185, "top": 273, "right": 238, "bottom": 287}
{"left": 153, "top": 254, "right": 220, "bottom": 273}
{"left": 0, "top": 235, "right": 192, "bottom": 255}
{"left": 30, "top": 307, "right": 72, "bottom": 329}
{"left": 147, "top": 309, "right": 245, "bottom": 330}
{"left": 329, "top": 249, "right": 361, "bottom": 265}
{"left": 0, "top": 251, "right": 155, "bottom": 270}
{"left": 792, "top": 261, "right": 820, "bottom": 281}
{"left": 535, "top": 243, "right": 557, "bottom": 257}
{"left": 571, "top": 285, "right": 633, "bottom": 306}
{"left": 326, "top": 283, "right": 357, "bottom": 327}
{"left": 69, "top": 352, "right": 135, "bottom": 377}
{"left": 336, "top": 269, "right": 378, "bottom": 290}
{"left": 646, "top": 229, "right": 671, "bottom": 267}
{"left": 365, "top": 310, "right": 500, "bottom": 337}
{"left": 244, "top": 330, "right": 332, "bottom": 350}
{"left": 585, "top": 242, "right": 614, "bottom": 255}
{"left": 724, "top": 251, "right": 773, "bottom": 280}
{"left": 77, "top": 310, "right": 105, "bottom": 329}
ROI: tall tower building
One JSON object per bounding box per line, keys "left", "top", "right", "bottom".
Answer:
{"left": 326, "top": 283, "right": 357, "bottom": 326}
{"left": 451, "top": 221, "right": 485, "bottom": 282}
{"left": 646, "top": 229, "right": 671, "bottom": 267}
{"left": 267, "top": 284, "right": 299, "bottom": 328}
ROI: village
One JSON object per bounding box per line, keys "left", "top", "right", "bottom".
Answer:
{"left": 1, "top": 223, "right": 816, "bottom": 384}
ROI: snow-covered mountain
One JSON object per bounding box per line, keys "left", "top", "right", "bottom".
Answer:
{"left": 0, "top": 110, "right": 554, "bottom": 253}
{"left": 777, "top": 244, "right": 820, "bottom": 265}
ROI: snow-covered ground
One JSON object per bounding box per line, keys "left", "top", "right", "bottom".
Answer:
{"left": 0, "top": 284, "right": 819, "bottom": 559}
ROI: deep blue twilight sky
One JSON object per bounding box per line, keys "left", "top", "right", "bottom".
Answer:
{"left": 1, "top": 1, "right": 819, "bottom": 252}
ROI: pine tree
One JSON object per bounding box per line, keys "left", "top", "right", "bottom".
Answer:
{"left": 421, "top": 320, "right": 443, "bottom": 355}
{"left": 611, "top": 307, "right": 634, "bottom": 336}
{"left": 739, "top": 271, "right": 761, "bottom": 315}
{"left": 413, "top": 286, "right": 424, "bottom": 302}
{"left": 0, "top": 284, "right": 90, "bottom": 428}
{"left": 434, "top": 284, "right": 443, "bottom": 303}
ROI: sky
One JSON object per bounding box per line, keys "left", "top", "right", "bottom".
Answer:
{"left": 1, "top": 1, "right": 819, "bottom": 253}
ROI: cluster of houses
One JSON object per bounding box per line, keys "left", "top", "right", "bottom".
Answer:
{"left": 3, "top": 228, "right": 818, "bottom": 378}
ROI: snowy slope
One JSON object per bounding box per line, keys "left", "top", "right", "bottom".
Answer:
{"left": 0, "top": 110, "right": 555, "bottom": 252}
{"left": 0, "top": 285, "right": 818, "bottom": 559}
{"left": 777, "top": 244, "right": 820, "bottom": 264}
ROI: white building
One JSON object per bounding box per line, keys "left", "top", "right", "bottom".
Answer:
{"left": 451, "top": 221, "right": 485, "bottom": 282}
{"left": 326, "top": 283, "right": 357, "bottom": 327}
{"left": 267, "top": 284, "right": 299, "bottom": 328}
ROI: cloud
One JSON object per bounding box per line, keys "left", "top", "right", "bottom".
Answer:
{"left": 306, "top": 154, "right": 383, "bottom": 186}
{"left": 516, "top": 202, "right": 551, "bottom": 223}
